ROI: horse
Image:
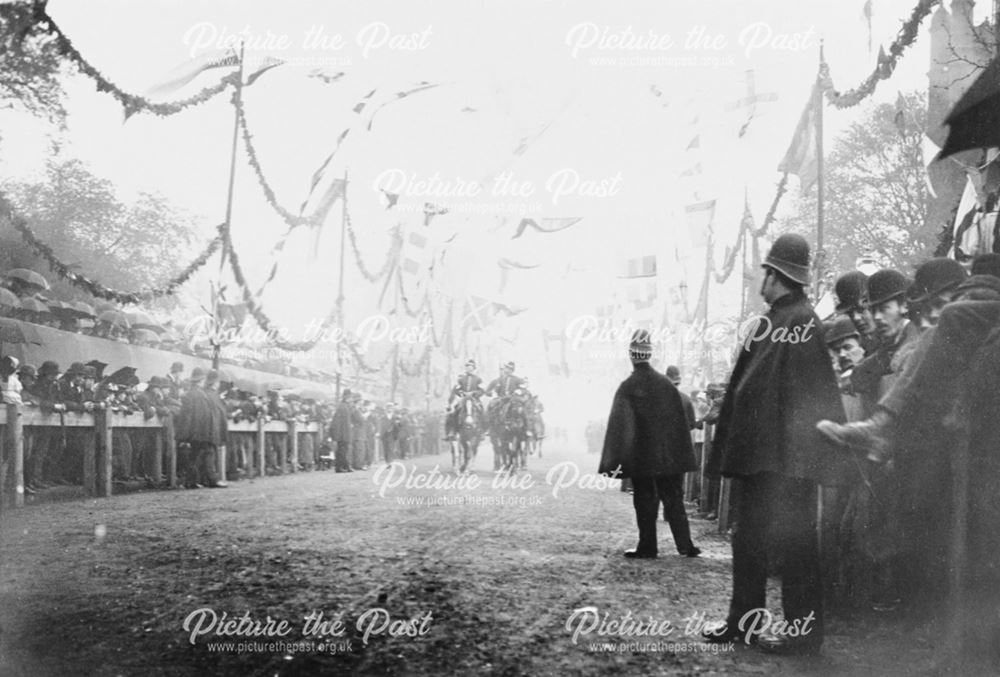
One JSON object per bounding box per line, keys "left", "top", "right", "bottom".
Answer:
{"left": 526, "top": 404, "right": 545, "bottom": 459}
{"left": 451, "top": 394, "right": 481, "bottom": 473}
{"left": 494, "top": 396, "right": 529, "bottom": 472}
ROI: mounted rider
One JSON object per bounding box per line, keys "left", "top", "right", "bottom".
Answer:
{"left": 485, "top": 360, "right": 525, "bottom": 422}
{"left": 445, "top": 359, "right": 485, "bottom": 440}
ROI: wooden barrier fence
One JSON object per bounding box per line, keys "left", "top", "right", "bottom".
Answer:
{"left": 0, "top": 404, "right": 320, "bottom": 510}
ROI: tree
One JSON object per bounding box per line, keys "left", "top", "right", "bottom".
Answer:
{"left": 777, "top": 91, "right": 936, "bottom": 273}
{"left": 2, "top": 157, "right": 198, "bottom": 308}
{"left": 0, "top": 1, "right": 67, "bottom": 128}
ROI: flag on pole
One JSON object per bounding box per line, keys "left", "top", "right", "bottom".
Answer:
{"left": 145, "top": 49, "right": 239, "bottom": 98}
{"left": 684, "top": 200, "right": 715, "bottom": 247}
{"left": 778, "top": 87, "right": 822, "bottom": 193}
{"left": 511, "top": 217, "right": 582, "bottom": 239}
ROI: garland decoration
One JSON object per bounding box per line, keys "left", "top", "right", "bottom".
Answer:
{"left": 37, "top": 7, "right": 235, "bottom": 118}
{"left": 826, "top": 0, "right": 939, "bottom": 109}
{"left": 398, "top": 344, "right": 432, "bottom": 377}
{"left": 3, "top": 193, "right": 222, "bottom": 303}
{"left": 346, "top": 210, "right": 402, "bottom": 283}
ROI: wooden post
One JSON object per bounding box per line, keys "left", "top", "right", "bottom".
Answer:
{"left": 256, "top": 417, "right": 266, "bottom": 478}
{"left": 152, "top": 421, "right": 164, "bottom": 485}
{"left": 99, "top": 410, "right": 113, "bottom": 498}
{"left": 165, "top": 415, "right": 177, "bottom": 488}
{"left": 83, "top": 417, "right": 97, "bottom": 496}
{"left": 288, "top": 420, "right": 299, "bottom": 473}
{"left": 8, "top": 404, "right": 24, "bottom": 508}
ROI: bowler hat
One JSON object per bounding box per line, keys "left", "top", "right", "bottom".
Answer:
{"left": 763, "top": 234, "right": 811, "bottom": 285}
{"left": 65, "top": 362, "right": 86, "bottom": 377}
{"left": 148, "top": 375, "right": 169, "bottom": 388}
{"left": 465, "top": 359, "right": 476, "bottom": 368}
{"left": 867, "top": 269, "right": 909, "bottom": 306}
{"left": 170, "top": 361, "right": 185, "bottom": 374}
{"left": 908, "top": 258, "right": 967, "bottom": 304}
{"left": 834, "top": 271, "right": 869, "bottom": 313}
{"left": 665, "top": 365, "right": 681, "bottom": 383}
{"left": 18, "top": 364, "right": 36, "bottom": 378}
{"left": 190, "top": 367, "right": 207, "bottom": 381}
{"left": 86, "top": 360, "right": 108, "bottom": 380}
{"left": 503, "top": 361, "right": 515, "bottom": 371}
{"left": 38, "top": 360, "right": 60, "bottom": 377}
{"left": 824, "top": 316, "right": 860, "bottom": 346}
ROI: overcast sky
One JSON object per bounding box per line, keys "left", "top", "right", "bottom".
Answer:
{"left": 1, "top": 0, "right": 964, "bottom": 410}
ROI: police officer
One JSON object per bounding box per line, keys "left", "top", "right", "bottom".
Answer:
{"left": 703, "top": 234, "right": 848, "bottom": 655}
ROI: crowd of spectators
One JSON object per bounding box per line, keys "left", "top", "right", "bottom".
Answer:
{"left": 0, "top": 356, "right": 442, "bottom": 494}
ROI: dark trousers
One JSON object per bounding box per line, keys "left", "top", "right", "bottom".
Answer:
{"left": 728, "top": 472, "right": 823, "bottom": 644}
{"left": 658, "top": 474, "right": 696, "bottom": 554}
{"left": 632, "top": 475, "right": 695, "bottom": 555}
{"left": 334, "top": 439, "right": 350, "bottom": 471}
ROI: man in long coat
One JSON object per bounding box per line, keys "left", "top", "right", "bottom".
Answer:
{"left": 704, "top": 234, "right": 848, "bottom": 656}
{"left": 599, "top": 329, "right": 700, "bottom": 559}
{"left": 174, "top": 367, "right": 225, "bottom": 488}
{"left": 329, "top": 389, "right": 354, "bottom": 472}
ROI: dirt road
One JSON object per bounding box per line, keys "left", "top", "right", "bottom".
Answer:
{"left": 0, "top": 446, "right": 955, "bottom": 675}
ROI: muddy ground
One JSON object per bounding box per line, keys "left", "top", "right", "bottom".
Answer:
{"left": 0, "top": 445, "right": 976, "bottom": 676}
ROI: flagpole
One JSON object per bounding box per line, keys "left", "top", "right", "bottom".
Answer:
{"left": 214, "top": 41, "right": 245, "bottom": 371}
{"left": 335, "top": 168, "right": 348, "bottom": 401}
{"left": 815, "top": 41, "right": 826, "bottom": 301}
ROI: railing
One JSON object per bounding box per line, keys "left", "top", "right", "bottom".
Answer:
{"left": 0, "top": 403, "right": 320, "bottom": 509}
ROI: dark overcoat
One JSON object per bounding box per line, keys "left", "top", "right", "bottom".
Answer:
{"left": 598, "top": 362, "right": 697, "bottom": 479}
{"left": 708, "top": 291, "right": 850, "bottom": 485}
{"left": 175, "top": 385, "right": 218, "bottom": 444}
{"left": 328, "top": 401, "right": 353, "bottom": 444}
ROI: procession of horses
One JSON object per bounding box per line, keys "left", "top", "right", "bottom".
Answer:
{"left": 448, "top": 390, "right": 544, "bottom": 474}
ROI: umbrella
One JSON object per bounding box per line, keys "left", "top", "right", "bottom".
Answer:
{"left": 0, "top": 288, "right": 21, "bottom": 309}
{"left": 71, "top": 301, "right": 96, "bottom": 318}
{"left": 939, "top": 55, "right": 1000, "bottom": 159}
{"left": 5, "top": 268, "right": 50, "bottom": 292}
{"left": 131, "top": 328, "right": 161, "bottom": 344}
{"left": 97, "top": 310, "right": 131, "bottom": 328}
{"left": 126, "top": 311, "right": 160, "bottom": 331}
{"left": 19, "top": 296, "right": 51, "bottom": 314}
{"left": 0, "top": 317, "right": 43, "bottom": 354}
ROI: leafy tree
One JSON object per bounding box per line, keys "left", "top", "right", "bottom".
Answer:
{"left": 0, "top": 1, "right": 67, "bottom": 128}
{"left": 2, "top": 158, "right": 198, "bottom": 308}
{"left": 777, "top": 91, "right": 936, "bottom": 273}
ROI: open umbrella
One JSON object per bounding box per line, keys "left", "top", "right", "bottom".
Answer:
{"left": 97, "top": 309, "right": 131, "bottom": 328}
{"left": 939, "top": 55, "right": 1000, "bottom": 159}
{"left": 0, "top": 288, "right": 21, "bottom": 309}
{"left": 0, "top": 317, "right": 43, "bottom": 354}
{"left": 130, "top": 328, "right": 161, "bottom": 344}
{"left": 71, "top": 301, "right": 96, "bottom": 318}
{"left": 5, "top": 268, "right": 50, "bottom": 292}
{"left": 19, "top": 296, "right": 51, "bottom": 315}
{"left": 125, "top": 311, "right": 161, "bottom": 331}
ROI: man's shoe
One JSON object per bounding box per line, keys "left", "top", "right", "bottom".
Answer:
{"left": 623, "top": 549, "right": 657, "bottom": 559}
{"left": 701, "top": 622, "right": 750, "bottom": 644}
{"left": 816, "top": 409, "right": 892, "bottom": 462}
{"left": 757, "top": 636, "right": 821, "bottom": 656}
{"left": 682, "top": 546, "right": 702, "bottom": 558}
{"left": 208, "top": 481, "right": 229, "bottom": 488}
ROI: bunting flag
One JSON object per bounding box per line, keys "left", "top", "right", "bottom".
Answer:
{"left": 366, "top": 82, "right": 441, "bottom": 131}
{"left": 684, "top": 200, "right": 715, "bottom": 247}
{"left": 301, "top": 128, "right": 352, "bottom": 211}
{"left": 686, "top": 135, "right": 700, "bottom": 151}
{"left": 492, "top": 301, "right": 528, "bottom": 316}
{"left": 423, "top": 202, "right": 448, "bottom": 226}
{"left": 244, "top": 56, "right": 285, "bottom": 86}
{"left": 380, "top": 189, "right": 400, "bottom": 210}
{"left": 145, "top": 49, "right": 239, "bottom": 97}
{"left": 542, "top": 330, "right": 570, "bottom": 377}
{"left": 680, "top": 163, "right": 702, "bottom": 178}
{"left": 462, "top": 294, "right": 494, "bottom": 331}
{"left": 401, "top": 229, "right": 432, "bottom": 276}
{"left": 511, "top": 216, "right": 582, "bottom": 239}
{"left": 308, "top": 68, "right": 346, "bottom": 84}
{"left": 497, "top": 257, "right": 540, "bottom": 293}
